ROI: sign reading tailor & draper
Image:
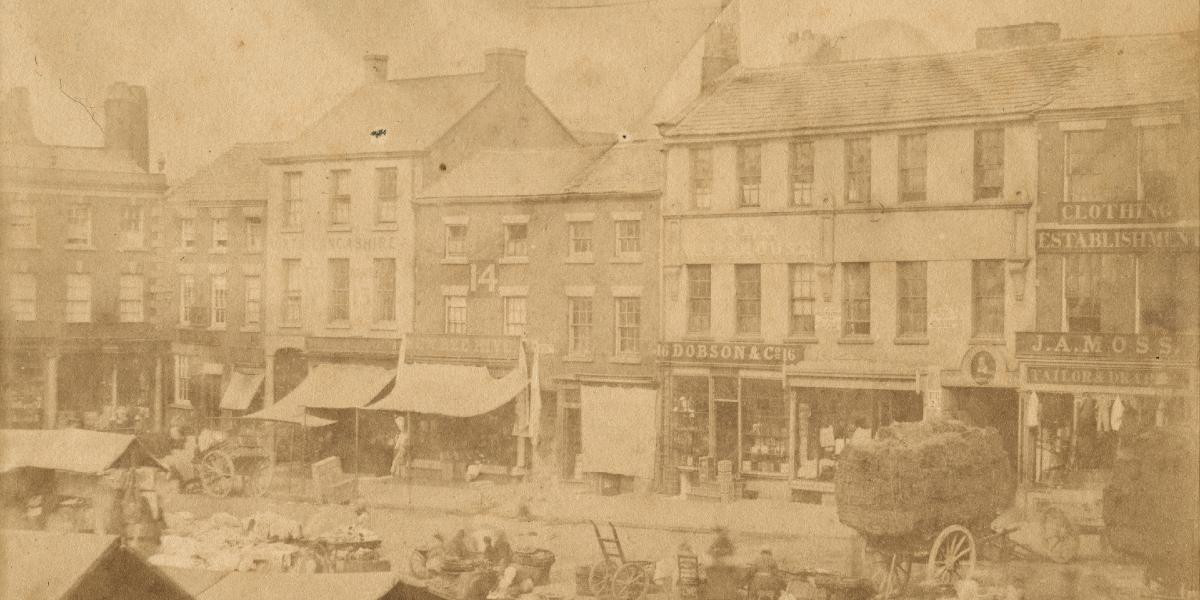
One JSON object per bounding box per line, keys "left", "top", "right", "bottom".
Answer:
{"left": 656, "top": 341, "right": 803, "bottom": 366}
{"left": 1026, "top": 364, "right": 1191, "bottom": 390}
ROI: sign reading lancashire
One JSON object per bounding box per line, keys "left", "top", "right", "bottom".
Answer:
{"left": 656, "top": 341, "right": 803, "bottom": 366}
{"left": 1035, "top": 227, "right": 1199, "bottom": 252}
{"left": 406, "top": 334, "right": 521, "bottom": 362}
{"left": 1015, "top": 332, "right": 1199, "bottom": 363}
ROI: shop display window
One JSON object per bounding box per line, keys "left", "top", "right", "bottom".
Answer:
{"left": 671, "top": 376, "right": 709, "bottom": 467}
{"left": 741, "top": 378, "right": 788, "bottom": 475}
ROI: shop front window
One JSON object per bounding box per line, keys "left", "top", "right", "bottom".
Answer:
{"left": 740, "top": 378, "right": 788, "bottom": 476}
{"left": 670, "top": 377, "right": 709, "bottom": 468}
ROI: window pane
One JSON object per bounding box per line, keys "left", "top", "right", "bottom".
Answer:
{"left": 790, "top": 141, "right": 814, "bottom": 206}
{"left": 845, "top": 138, "right": 871, "bottom": 204}
{"left": 570, "top": 221, "right": 593, "bottom": 255}
{"left": 504, "top": 296, "right": 527, "bottom": 336}
{"left": 445, "top": 295, "right": 467, "bottom": 334}
{"left": 972, "top": 260, "right": 1005, "bottom": 336}
{"left": 328, "top": 259, "right": 350, "bottom": 322}
{"left": 244, "top": 276, "right": 262, "bottom": 326}
{"left": 505, "top": 223, "right": 528, "bottom": 257}
{"left": 283, "top": 172, "right": 303, "bottom": 229}
{"left": 568, "top": 297, "right": 593, "bottom": 355}
{"left": 738, "top": 145, "right": 762, "bottom": 207}
{"left": 376, "top": 167, "right": 398, "bottom": 223}
{"left": 899, "top": 134, "right": 926, "bottom": 202}
{"left": 66, "top": 274, "right": 91, "bottom": 322}
{"left": 282, "top": 259, "right": 302, "bottom": 324}
{"left": 690, "top": 147, "right": 712, "bottom": 209}
{"left": 210, "top": 276, "right": 227, "bottom": 326}
{"left": 897, "top": 261, "right": 927, "bottom": 336}
{"left": 615, "top": 297, "right": 641, "bottom": 355}
{"left": 842, "top": 263, "right": 870, "bottom": 336}
{"left": 735, "top": 264, "right": 761, "bottom": 335}
{"left": 974, "top": 129, "right": 1004, "bottom": 199}
{"left": 445, "top": 224, "right": 467, "bottom": 258}
{"left": 616, "top": 220, "right": 641, "bottom": 254}
{"left": 789, "top": 263, "right": 815, "bottom": 335}
{"left": 9, "top": 274, "right": 36, "bottom": 321}
{"left": 687, "top": 264, "right": 711, "bottom": 334}
{"left": 119, "top": 275, "right": 144, "bottom": 323}
{"left": 1139, "top": 126, "right": 1176, "bottom": 203}
{"left": 1065, "top": 131, "right": 1104, "bottom": 203}
{"left": 330, "top": 170, "right": 351, "bottom": 225}
{"left": 373, "top": 259, "right": 396, "bottom": 323}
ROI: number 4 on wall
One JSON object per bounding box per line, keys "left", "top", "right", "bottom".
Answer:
{"left": 470, "top": 263, "right": 498, "bottom": 294}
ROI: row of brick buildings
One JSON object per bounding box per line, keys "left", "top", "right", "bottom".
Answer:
{"left": 3, "top": 20, "right": 1197, "bottom": 503}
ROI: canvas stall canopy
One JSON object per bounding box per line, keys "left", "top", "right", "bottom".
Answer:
{"left": 0, "top": 428, "right": 166, "bottom": 474}
{"left": 367, "top": 356, "right": 527, "bottom": 418}
{"left": 196, "top": 572, "right": 401, "bottom": 600}
{"left": 580, "top": 385, "right": 658, "bottom": 479}
{"left": 244, "top": 363, "right": 395, "bottom": 426}
{"left": 218, "top": 370, "right": 264, "bottom": 412}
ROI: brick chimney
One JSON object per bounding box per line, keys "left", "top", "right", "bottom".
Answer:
{"left": 1, "top": 87, "right": 39, "bottom": 144}
{"left": 700, "top": 1, "right": 739, "bottom": 94}
{"left": 976, "top": 22, "right": 1061, "bottom": 49}
{"left": 104, "top": 82, "right": 149, "bottom": 171}
{"left": 364, "top": 54, "right": 388, "bottom": 83}
{"left": 484, "top": 48, "right": 526, "bottom": 85}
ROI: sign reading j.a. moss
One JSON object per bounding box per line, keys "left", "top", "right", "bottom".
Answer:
{"left": 656, "top": 341, "right": 803, "bottom": 366}
{"left": 1015, "top": 332, "right": 1199, "bottom": 363}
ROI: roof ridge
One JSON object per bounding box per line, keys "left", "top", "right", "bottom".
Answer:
{"left": 382, "top": 71, "right": 485, "bottom": 85}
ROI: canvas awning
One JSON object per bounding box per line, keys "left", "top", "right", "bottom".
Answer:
{"left": 580, "top": 385, "right": 658, "bottom": 479}
{"left": 198, "top": 572, "right": 400, "bottom": 600}
{"left": 243, "top": 363, "right": 394, "bottom": 426}
{"left": 0, "top": 428, "right": 166, "bottom": 473}
{"left": 218, "top": 370, "right": 264, "bottom": 411}
{"left": 368, "top": 354, "right": 527, "bottom": 418}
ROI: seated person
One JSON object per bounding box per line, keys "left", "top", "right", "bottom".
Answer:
{"left": 747, "top": 548, "right": 783, "bottom": 599}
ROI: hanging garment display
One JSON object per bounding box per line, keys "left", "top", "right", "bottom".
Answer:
{"left": 1155, "top": 400, "right": 1166, "bottom": 427}
{"left": 1024, "top": 391, "right": 1040, "bottom": 427}
{"left": 1110, "top": 396, "right": 1125, "bottom": 432}
{"left": 1095, "top": 394, "right": 1113, "bottom": 432}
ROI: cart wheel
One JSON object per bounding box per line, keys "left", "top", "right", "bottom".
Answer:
{"left": 927, "top": 525, "right": 976, "bottom": 585}
{"left": 409, "top": 550, "right": 430, "bottom": 579}
{"left": 612, "top": 563, "right": 650, "bottom": 600}
{"left": 589, "top": 560, "right": 617, "bottom": 597}
{"left": 862, "top": 548, "right": 912, "bottom": 598}
{"left": 199, "top": 451, "right": 236, "bottom": 498}
{"left": 245, "top": 459, "right": 274, "bottom": 497}
{"left": 1039, "top": 508, "right": 1079, "bottom": 564}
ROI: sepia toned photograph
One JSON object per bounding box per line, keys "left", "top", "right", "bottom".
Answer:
{"left": 1, "top": 1, "right": 1197, "bottom": 599}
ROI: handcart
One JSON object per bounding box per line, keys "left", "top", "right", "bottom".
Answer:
{"left": 861, "top": 522, "right": 984, "bottom": 599}
{"left": 196, "top": 421, "right": 274, "bottom": 498}
{"left": 588, "top": 520, "right": 656, "bottom": 600}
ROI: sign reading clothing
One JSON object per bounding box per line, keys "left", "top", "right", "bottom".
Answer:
{"left": 656, "top": 341, "right": 803, "bottom": 366}
{"left": 1015, "top": 332, "right": 1199, "bottom": 363}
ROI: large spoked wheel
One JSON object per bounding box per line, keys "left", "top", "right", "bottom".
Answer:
{"left": 611, "top": 563, "right": 650, "bottom": 600}
{"left": 863, "top": 548, "right": 912, "bottom": 598}
{"left": 199, "top": 451, "right": 236, "bottom": 498}
{"left": 927, "top": 525, "right": 976, "bottom": 586}
{"left": 245, "top": 458, "right": 274, "bottom": 497}
{"left": 589, "top": 560, "right": 618, "bottom": 597}
{"left": 1039, "top": 508, "right": 1079, "bottom": 564}
{"left": 409, "top": 549, "right": 430, "bottom": 579}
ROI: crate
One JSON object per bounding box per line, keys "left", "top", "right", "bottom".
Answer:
{"left": 576, "top": 565, "right": 595, "bottom": 596}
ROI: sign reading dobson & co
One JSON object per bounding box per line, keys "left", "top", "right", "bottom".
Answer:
{"left": 1015, "top": 332, "right": 1199, "bottom": 363}
{"left": 656, "top": 341, "right": 803, "bottom": 367}
{"left": 1025, "top": 364, "right": 1191, "bottom": 390}
{"left": 1035, "top": 227, "right": 1199, "bottom": 253}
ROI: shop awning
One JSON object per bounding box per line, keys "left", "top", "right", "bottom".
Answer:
{"left": 219, "top": 370, "right": 264, "bottom": 411}
{"left": 0, "top": 428, "right": 166, "bottom": 473}
{"left": 243, "top": 363, "right": 395, "bottom": 426}
{"left": 580, "top": 385, "right": 657, "bottom": 479}
{"left": 197, "top": 572, "right": 401, "bottom": 600}
{"left": 367, "top": 357, "right": 527, "bottom": 418}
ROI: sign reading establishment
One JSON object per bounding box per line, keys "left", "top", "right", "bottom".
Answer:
{"left": 656, "top": 341, "right": 803, "bottom": 367}
{"left": 1035, "top": 227, "right": 1199, "bottom": 253}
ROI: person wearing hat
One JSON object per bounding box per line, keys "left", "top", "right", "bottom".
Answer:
{"left": 391, "top": 416, "right": 413, "bottom": 480}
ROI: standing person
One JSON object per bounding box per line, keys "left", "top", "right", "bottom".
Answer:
{"left": 391, "top": 416, "right": 412, "bottom": 480}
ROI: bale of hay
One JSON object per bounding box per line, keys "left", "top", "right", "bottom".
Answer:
{"left": 1102, "top": 426, "right": 1199, "bottom": 575}
{"left": 834, "top": 420, "right": 1015, "bottom": 538}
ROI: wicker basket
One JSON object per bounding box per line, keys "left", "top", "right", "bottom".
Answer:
{"left": 513, "top": 548, "right": 556, "bottom": 586}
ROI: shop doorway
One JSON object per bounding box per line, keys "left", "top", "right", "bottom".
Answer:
{"left": 713, "top": 401, "right": 738, "bottom": 473}
{"left": 953, "top": 388, "right": 1020, "bottom": 469}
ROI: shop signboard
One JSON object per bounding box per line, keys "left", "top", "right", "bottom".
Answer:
{"left": 1035, "top": 227, "right": 1199, "bottom": 253}
{"left": 656, "top": 341, "right": 803, "bottom": 367}
{"left": 406, "top": 334, "right": 521, "bottom": 362}
{"left": 1015, "top": 332, "right": 1199, "bottom": 363}
{"left": 307, "top": 336, "right": 401, "bottom": 357}
{"left": 1025, "top": 364, "right": 1191, "bottom": 390}
{"left": 1057, "top": 201, "right": 1178, "bottom": 224}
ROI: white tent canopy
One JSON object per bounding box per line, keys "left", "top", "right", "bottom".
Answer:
{"left": 244, "top": 363, "right": 394, "bottom": 425}
{"left": 367, "top": 352, "right": 527, "bottom": 418}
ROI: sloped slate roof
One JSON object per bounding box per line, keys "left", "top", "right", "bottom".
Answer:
{"left": 664, "top": 33, "right": 1196, "bottom": 138}
{"left": 1042, "top": 32, "right": 1198, "bottom": 111}
{"left": 169, "top": 142, "right": 287, "bottom": 205}
{"left": 418, "top": 145, "right": 610, "bottom": 199}
{"left": 568, "top": 139, "right": 663, "bottom": 195}
{"left": 281, "top": 74, "right": 498, "bottom": 158}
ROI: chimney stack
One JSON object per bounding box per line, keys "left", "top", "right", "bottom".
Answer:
{"left": 1, "top": 87, "right": 39, "bottom": 144}
{"left": 700, "top": 4, "right": 739, "bottom": 94}
{"left": 484, "top": 48, "right": 526, "bottom": 85}
{"left": 104, "top": 82, "right": 150, "bottom": 172}
{"left": 364, "top": 54, "right": 389, "bottom": 83}
{"left": 976, "top": 22, "right": 1061, "bottom": 50}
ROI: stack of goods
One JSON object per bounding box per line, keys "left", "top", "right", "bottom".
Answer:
{"left": 513, "top": 548, "right": 555, "bottom": 585}
{"left": 149, "top": 511, "right": 305, "bottom": 571}
{"left": 1103, "top": 427, "right": 1199, "bottom": 580}
{"left": 835, "top": 420, "right": 1014, "bottom": 539}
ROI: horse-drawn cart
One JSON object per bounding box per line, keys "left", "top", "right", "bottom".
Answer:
{"left": 196, "top": 422, "right": 274, "bottom": 498}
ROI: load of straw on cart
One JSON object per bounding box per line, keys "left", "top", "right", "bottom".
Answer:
{"left": 834, "top": 419, "right": 1015, "bottom": 597}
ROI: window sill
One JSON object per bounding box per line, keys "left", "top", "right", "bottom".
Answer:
{"left": 733, "top": 335, "right": 764, "bottom": 342}
{"left": 244, "top": 249, "right": 263, "bottom": 255}
{"left": 177, "top": 323, "right": 193, "bottom": 329}
{"left": 371, "top": 321, "right": 398, "bottom": 331}
{"left": 893, "top": 336, "right": 930, "bottom": 345}
{"left": 65, "top": 244, "right": 97, "bottom": 251}
{"left": 240, "top": 326, "right": 262, "bottom": 333}
{"left": 208, "top": 324, "right": 227, "bottom": 332}
{"left": 325, "top": 322, "right": 352, "bottom": 330}
{"left": 969, "top": 337, "right": 1006, "bottom": 345}
{"left": 562, "top": 354, "right": 594, "bottom": 363}
{"left": 176, "top": 247, "right": 197, "bottom": 253}
{"left": 208, "top": 248, "right": 229, "bottom": 255}
{"left": 327, "top": 225, "right": 352, "bottom": 232}
{"left": 498, "top": 256, "right": 529, "bottom": 265}
{"left": 565, "top": 254, "right": 595, "bottom": 264}
{"left": 610, "top": 355, "right": 642, "bottom": 365}
{"left": 441, "top": 257, "right": 469, "bottom": 265}
{"left": 6, "top": 244, "right": 41, "bottom": 250}
{"left": 280, "top": 228, "right": 303, "bottom": 234}
{"left": 837, "top": 336, "right": 875, "bottom": 345}
{"left": 785, "top": 336, "right": 819, "bottom": 344}
{"left": 373, "top": 223, "right": 399, "bottom": 232}
{"left": 611, "top": 254, "right": 643, "bottom": 264}
{"left": 683, "top": 333, "right": 714, "bottom": 341}
{"left": 279, "top": 323, "right": 303, "bottom": 330}
{"left": 120, "top": 246, "right": 150, "bottom": 252}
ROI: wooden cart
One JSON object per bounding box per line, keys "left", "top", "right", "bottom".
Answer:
{"left": 861, "top": 523, "right": 983, "bottom": 599}
{"left": 197, "top": 425, "right": 274, "bottom": 498}
{"left": 588, "top": 521, "right": 655, "bottom": 600}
